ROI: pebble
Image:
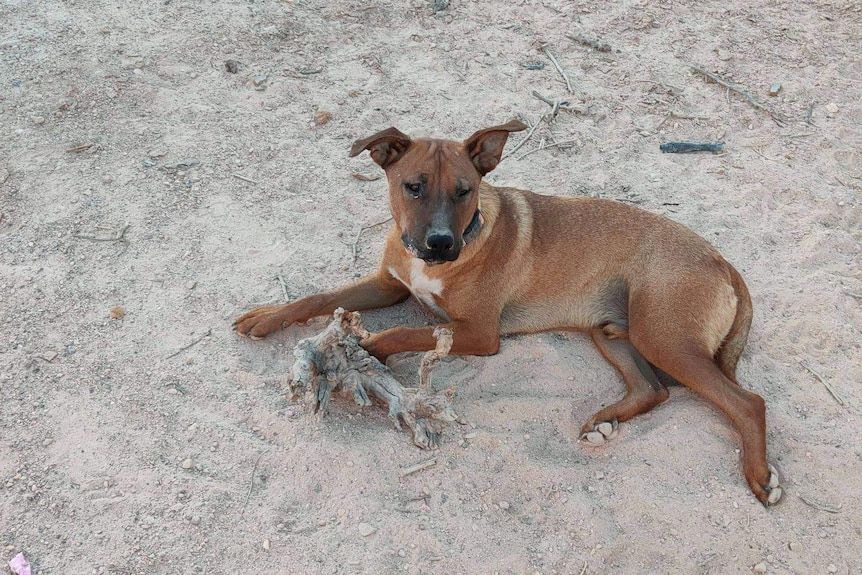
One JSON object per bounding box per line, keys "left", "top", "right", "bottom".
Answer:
{"left": 498, "top": 501, "right": 510, "bottom": 510}
{"left": 397, "top": 548, "right": 406, "bottom": 558}
{"left": 0, "top": 167, "right": 8, "bottom": 183}
{"left": 314, "top": 111, "right": 331, "bottom": 125}
{"left": 767, "top": 83, "right": 782, "bottom": 96}
{"left": 262, "top": 539, "right": 271, "bottom": 551}
{"left": 358, "top": 522, "right": 376, "bottom": 537}
{"left": 181, "top": 458, "right": 194, "bottom": 470}
{"left": 42, "top": 438, "right": 52, "bottom": 447}
{"left": 190, "top": 515, "right": 201, "bottom": 526}
{"left": 109, "top": 306, "right": 126, "bottom": 319}
{"left": 186, "top": 280, "right": 196, "bottom": 290}
{"left": 225, "top": 60, "right": 240, "bottom": 74}
{"left": 827, "top": 565, "right": 837, "bottom": 574}
{"left": 584, "top": 431, "right": 605, "bottom": 445}
{"left": 753, "top": 562, "right": 767, "bottom": 573}
{"left": 788, "top": 541, "right": 801, "bottom": 551}
{"left": 595, "top": 471, "right": 605, "bottom": 480}
{"left": 825, "top": 103, "right": 839, "bottom": 116}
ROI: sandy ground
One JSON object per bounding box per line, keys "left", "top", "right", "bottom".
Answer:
{"left": 2, "top": 0, "right": 861, "bottom": 574}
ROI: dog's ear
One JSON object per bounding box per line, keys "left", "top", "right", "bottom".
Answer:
{"left": 349, "top": 127, "right": 412, "bottom": 169}
{"left": 463, "top": 120, "right": 528, "bottom": 175}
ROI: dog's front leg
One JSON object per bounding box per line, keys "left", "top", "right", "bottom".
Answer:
{"left": 361, "top": 322, "right": 501, "bottom": 363}
{"left": 235, "top": 271, "right": 409, "bottom": 339}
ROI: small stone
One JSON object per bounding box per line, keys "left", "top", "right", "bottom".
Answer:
{"left": 186, "top": 280, "right": 196, "bottom": 290}
{"left": 825, "top": 103, "right": 839, "bottom": 116}
{"left": 753, "top": 562, "right": 767, "bottom": 573}
{"left": 595, "top": 471, "right": 605, "bottom": 480}
{"left": 314, "top": 111, "right": 331, "bottom": 125}
{"left": 767, "top": 83, "right": 782, "bottom": 97}
{"left": 0, "top": 167, "right": 8, "bottom": 183}
{"left": 33, "top": 116, "right": 45, "bottom": 125}
{"left": 109, "top": 306, "right": 125, "bottom": 319}
{"left": 584, "top": 431, "right": 605, "bottom": 445}
{"left": 225, "top": 60, "right": 240, "bottom": 74}
{"left": 190, "top": 515, "right": 201, "bottom": 526}
{"left": 669, "top": 528, "right": 679, "bottom": 537}
{"left": 498, "top": 501, "right": 510, "bottom": 510}
{"left": 596, "top": 422, "right": 614, "bottom": 437}
{"left": 827, "top": 565, "right": 837, "bottom": 574}
{"left": 253, "top": 73, "right": 268, "bottom": 87}
{"left": 42, "top": 438, "right": 53, "bottom": 447}
{"left": 262, "top": 539, "right": 271, "bottom": 551}
{"left": 717, "top": 48, "right": 732, "bottom": 61}
{"left": 358, "top": 522, "right": 376, "bottom": 537}
{"left": 181, "top": 458, "right": 194, "bottom": 470}
{"left": 397, "top": 549, "right": 406, "bottom": 558}
{"left": 788, "top": 542, "right": 801, "bottom": 551}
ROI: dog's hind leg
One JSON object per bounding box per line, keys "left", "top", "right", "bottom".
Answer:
{"left": 579, "top": 325, "right": 670, "bottom": 445}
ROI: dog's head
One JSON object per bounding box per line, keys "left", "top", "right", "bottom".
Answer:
{"left": 349, "top": 121, "right": 526, "bottom": 265}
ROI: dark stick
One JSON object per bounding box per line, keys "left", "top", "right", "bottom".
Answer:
{"left": 240, "top": 450, "right": 268, "bottom": 516}
{"left": 660, "top": 141, "right": 724, "bottom": 154}
{"left": 689, "top": 65, "right": 783, "bottom": 122}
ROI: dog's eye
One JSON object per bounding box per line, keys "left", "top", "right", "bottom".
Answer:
{"left": 404, "top": 182, "right": 422, "bottom": 198}
{"left": 456, "top": 187, "right": 472, "bottom": 199}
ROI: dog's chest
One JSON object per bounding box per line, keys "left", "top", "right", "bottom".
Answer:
{"left": 388, "top": 259, "right": 449, "bottom": 319}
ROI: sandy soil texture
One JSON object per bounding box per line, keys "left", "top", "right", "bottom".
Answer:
{"left": 1, "top": 1, "right": 860, "bottom": 574}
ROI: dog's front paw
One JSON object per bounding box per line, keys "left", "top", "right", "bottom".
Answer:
{"left": 750, "top": 463, "right": 783, "bottom": 507}
{"left": 579, "top": 418, "right": 619, "bottom": 446}
{"left": 234, "top": 304, "right": 290, "bottom": 339}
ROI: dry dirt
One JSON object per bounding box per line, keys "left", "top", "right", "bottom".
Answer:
{"left": 1, "top": 1, "right": 861, "bottom": 574}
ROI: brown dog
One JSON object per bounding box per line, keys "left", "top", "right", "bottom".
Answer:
{"left": 235, "top": 121, "right": 782, "bottom": 506}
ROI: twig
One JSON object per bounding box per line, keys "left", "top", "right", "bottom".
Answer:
{"left": 74, "top": 223, "right": 130, "bottom": 242}
{"left": 543, "top": 46, "right": 574, "bottom": 93}
{"left": 501, "top": 119, "right": 542, "bottom": 161}
{"left": 277, "top": 274, "right": 289, "bottom": 303}
{"left": 800, "top": 361, "right": 848, "bottom": 406}
{"left": 66, "top": 143, "right": 94, "bottom": 153}
{"left": 844, "top": 292, "right": 862, "bottom": 300}
{"left": 689, "top": 65, "right": 783, "bottom": 122}
{"left": 514, "top": 138, "right": 580, "bottom": 160}
{"left": 745, "top": 146, "right": 783, "bottom": 163}
{"left": 232, "top": 173, "right": 260, "bottom": 185}
{"left": 0, "top": 213, "right": 4, "bottom": 225}
{"left": 399, "top": 457, "right": 437, "bottom": 477}
{"left": 780, "top": 132, "right": 815, "bottom": 139}
{"left": 165, "top": 328, "right": 212, "bottom": 359}
{"left": 805, "top": 102, "right": 815, "bottom": 125}
{"left": 351, "top": 217, "right": 393, "bottom": 264}
{"left": 798, "top": 494, "right": 840, "bottom": 514}
{"left": 240, "top": 450, "right": 267, "bottom": 516}
{"left": 578, "top": 561, "right": 588, "bottom": 575}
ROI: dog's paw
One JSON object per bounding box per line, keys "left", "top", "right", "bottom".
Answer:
{"left": 763, "top": 464, "right": 783, "bottom": 506}
{"left": 579, "top": 418, "right": 619, "bottom": 446}
{"left": 234, "top": 305, "right": 288, "bottom": 339}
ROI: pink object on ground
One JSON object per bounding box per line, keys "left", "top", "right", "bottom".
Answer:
{"left": 8, "top": 553, "right": 31, "bottom": 575}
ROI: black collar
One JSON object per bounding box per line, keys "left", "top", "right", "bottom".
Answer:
{"left": 463, "top": 209, "right": 483, "bottom": 244}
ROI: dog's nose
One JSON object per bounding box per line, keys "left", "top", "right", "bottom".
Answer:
{"left": 426, "top": 231, "right": 455, "bottom": 252}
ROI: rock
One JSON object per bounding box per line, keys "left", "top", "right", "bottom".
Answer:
{"left": 41, "top": 438, "right": 52, "bottom": 447}
{"left": 826, "top": 103, "right": 839, "bottom": 116}
{"left": 788, "top": 542, "right": 801, "bottom": 551}
{"left": 33, "top": 116, "right": 45, "bottom": 125}
{"left": 314, "top": 111, "right": 331, "bottom": 125}
{"left": 767, "top": 83, "right": 782, "bottom": 96}
{"left": 0, "top": 167, "right": 8, "bottom": 183}
{"left": 190, "top": 515, "right": 201, "bottom": 526}
{"left": 102, "top": 175, "right": 113, "bottom": 184}
{"left": 225, "top": 60, "right": 240, "bottom": 74}
{"left": 109, "top": 306, "right": 125, "bottom": 319}
{"left": 584, "top": 431, "right": 605, "bottom": 445}
{"left": 358, "top": 522, "right": 376, "bottom": 537}
{"left": 827, "top": 565, "right": 837, "bottom": 574}
{"left": 498, "top": 501, "right": 510, "bottom": 510}
{"left": 181, "top": 458, "right": 194, "bottom": 470}
{"left": 397, "top": 548, "right": 406, "bottom": 558}
{"left": 716, "top": 48, "right": 732, "bottom": 61}
{"left": 753, "top": 562, "right": 767, "bottom": 573}
{"left": 186, "top": 280, "right": 196, "bottom": 290}
{"left": 262, "top": 539, "right": 271, "bottom": 551}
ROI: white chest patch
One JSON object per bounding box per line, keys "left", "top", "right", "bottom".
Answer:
{"left": 389, "top": 259, "right": 448, "bottom": 318}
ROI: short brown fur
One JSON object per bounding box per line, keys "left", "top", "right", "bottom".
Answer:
{"left": 235, "top": 122, "right": 781, "bottom": 505}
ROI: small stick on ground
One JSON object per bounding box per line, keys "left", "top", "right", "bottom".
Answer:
{"left": 74, "top": 223, "right": 131, "bottom": 242}
{"left": 800, "top": 361, "right": 848, "bottom": 406}
{"left": 352, "top": 217, "right": 393, "bottom": 264}
{"left": 399, "top": 457, "right": 438, "bottom": 477}
{"left": 165, "top": 328, "right": 212, "bottom": 359}
{"left": 844, "top": 291, "right": 862, "bottom": 300}
{"left": 277, "top": 274, "right": 289, "bottom": 303}
{"left": 578, "top": 561, "right": 588, "bottom": 575}
{"left": 543, "top": 46, "right": 574, "bottom": 93}
{"left": 419, "top": 328, "right": 453, "bottom": 390}
{"left": 690, "top": 65, "right": 783, "bottom": 123}
{"left": 66, "top": 143, "right": 94, "bottom": 153}
{"left": 514, "top": 138, "right": 580, "bottom": 161}
{"left": 232, "top": 173, "right": 260, "bottom": 185}
{"left": 567, "top": 32, "right": 612, "bottom": 52}
{"left": 805, "top": 102, "right": 816, "bottom": 125}
{"left": 240, "top": 450, "right": 267, "bottom": 516}
{"left": 798, "top": 494, "right": 840, "bottom": 514}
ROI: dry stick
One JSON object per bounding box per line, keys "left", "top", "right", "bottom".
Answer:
{"left": 805, "top": 102, "right": 816, "bottom": 125}
{"left": 543, "top": 46, "right": 574, "bottom": 93}
{"left": 399, "top": 457, "right": 438, "bottom": 477}
{"left": 501, "top": 119, "right": 542, "bottom": 161}
{"left": 578, "top": 561, "right": 588, "bottom": 575}
{"left": 276, "top": 273, "right": 289, "bottom": 303}
{"left": 798, "top": 494, "right": 840, "bottom": 514}
{"left": 690, "top": 65, "right": 783, "bottom": 122}
{"left": 232, "top": 173, "right": 260, "bottom": 185}
{"left": 66, "top": 143, "right": 94, "bottom": 153}
{"left": 515, "top": 138, "right": 580, "bottom": 160}
{"left": 845, "top": 292, "right": 862, "bottom": 300}
{"left": 351, "top": 217, "right": 394, "bottom": 264}
{"left": 165, "top": 328, "right": 213, "bottom": 359}
{"left": 240, "top": 450, "right": 268, "bottom": 516}
{"left": 800, "top": 361, "right": 848, "bottom": 406}
{"left": 74, "top": 223, "right": 131, "bottom": 242}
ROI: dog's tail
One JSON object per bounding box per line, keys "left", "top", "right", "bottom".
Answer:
{"left": 716, "top": 263, "right": 753, "bottom": 383}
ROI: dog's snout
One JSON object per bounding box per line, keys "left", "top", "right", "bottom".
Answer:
{"left": 426, "top": 231, "right": 455, "bottom": 252}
